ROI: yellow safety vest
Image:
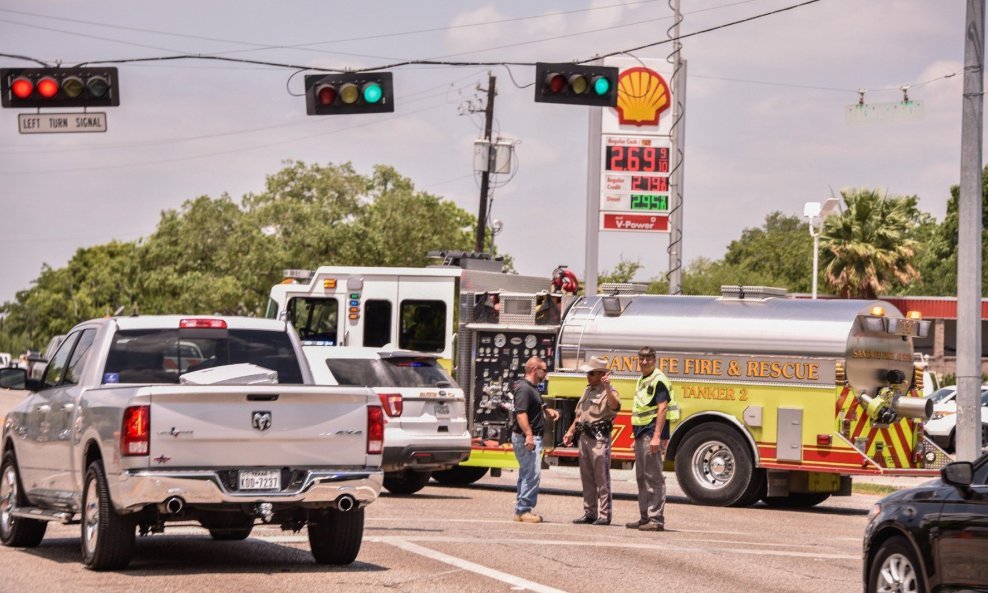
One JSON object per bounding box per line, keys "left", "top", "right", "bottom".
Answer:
{"left": 633, "top": 369, "right": 679, "bottom": 426}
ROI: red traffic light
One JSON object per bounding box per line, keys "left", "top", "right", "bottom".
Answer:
{"left": 36, "top": 77, "right": 59, "bottom": 98}
{"left": 10, "top": 77, "right": 33, "bottom": 99}
{"left": 1, "top": 67, "right": 120, "bottom": 108}
{"left": 546, "top": 73, "right": 567, "bottom": 94}
{"left": 316, "top": 84, "right": 337, "bottom": 106}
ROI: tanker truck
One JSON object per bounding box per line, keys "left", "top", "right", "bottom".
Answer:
{"left": 444, "top": 285, "right": 950, "bottom": 508}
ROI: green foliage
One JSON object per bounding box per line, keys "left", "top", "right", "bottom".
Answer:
{"left": 1, "top": 161, "right": 485, "bottom": 350}
{"left": 908, "top": 165, "right": 988, "bottom": 296}
{"left": 598, "top": 259, "right": 644, "bottom": 285}
{"left": 820, "top": 189, "right": 921, "bottom": 298}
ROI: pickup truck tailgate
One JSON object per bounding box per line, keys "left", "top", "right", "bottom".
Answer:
{"left": 146, "top": 385, "right": 374, "bottom": 467}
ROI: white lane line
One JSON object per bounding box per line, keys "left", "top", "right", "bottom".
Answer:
{"left": 256, "top": 534, "right": 856, "bottom": 561}
{"left": 382, "top": 538, "right": 571, "bottom": 593}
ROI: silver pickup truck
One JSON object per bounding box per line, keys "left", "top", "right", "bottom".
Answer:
{"left": 0, "top": 315, "right": 383, "bottom": 570}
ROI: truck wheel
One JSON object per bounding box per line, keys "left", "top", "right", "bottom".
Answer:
{"left": 0, "top": 451, "right": 46, "bottom": 547}
{"left": 867, "top": 536, "right": 924, "bottom": 593}
{"left": 307, "top": 507, "right": 364, "bottom": 565}
{"left": 431, "top": 465, "right": 488, "bottom": 486}
{"left": 674, "top": 426, "right": 755, "bottom": 506}
{"left": 383, "top": 470, "right": 432, "bottom": 495}
{"left": 82, "top": 460, "right": 135, "bottom": 571}
{"left": 203, "top": 512, "right": 254, "bottom": 541}
{"left": 730, "top": 468, "right": 766, "bottom": 508}
{"left": 761, "top": 493, "right": 831, "bottom": 508}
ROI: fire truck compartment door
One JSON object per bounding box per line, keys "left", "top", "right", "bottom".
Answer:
{"left": 777, "top": 407, "right": 803, "bottom": 462}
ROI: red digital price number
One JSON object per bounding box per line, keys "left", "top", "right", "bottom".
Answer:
{"left": 605, "top": 145, "right": 669, "bottom": 173}
{"left": 630, "top": 175, "right": 668, "bottom": 192}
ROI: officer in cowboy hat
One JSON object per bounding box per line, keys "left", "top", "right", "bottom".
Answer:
{"left": 563, "top": 355, "right": 621, "bottom": 525}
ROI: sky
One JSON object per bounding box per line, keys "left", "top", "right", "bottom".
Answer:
{"left": 0, "top": 0, "right": 975, "bottom": 304}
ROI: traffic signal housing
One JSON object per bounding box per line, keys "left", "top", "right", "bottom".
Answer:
{"left": 534, "top": 63, "right": 618, "bottom": 107}
{"left": 1, "top": 67, "right": 120, "bottom": 108}
{"left": 305, "top": 72, "right": 394, "bottom": 115}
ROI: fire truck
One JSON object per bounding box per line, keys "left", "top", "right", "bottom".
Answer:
{"left": 450, "top": 283, "right": 950, "bottom": 507}
{"left": 269, "top": 257, "right": 950, "bottom": 507}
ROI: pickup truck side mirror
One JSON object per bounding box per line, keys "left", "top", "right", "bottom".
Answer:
{"left": 0, "top": 367, "right": 28, "bottom": 390}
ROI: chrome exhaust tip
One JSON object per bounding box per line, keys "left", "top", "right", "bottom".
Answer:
{"left": 335, "top": 494, "right": 356, "bottom": 512}
{"left": 163, "top": 496, "right": 185, "bottom": 514}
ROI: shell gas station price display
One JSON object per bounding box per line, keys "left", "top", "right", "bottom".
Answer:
{"left": 605, "top": 145, "right": 669, "bottom": 173}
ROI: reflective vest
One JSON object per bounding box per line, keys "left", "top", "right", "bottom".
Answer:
{"left": 632, "top": 369, "right": 679, "bottom": 426}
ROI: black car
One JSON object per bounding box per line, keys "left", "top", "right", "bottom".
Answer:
{"left": 863, "top": 452, "right": 988, "bottom": 592}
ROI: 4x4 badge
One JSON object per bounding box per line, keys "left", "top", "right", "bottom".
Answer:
{"left": 252, "top": 411, "right": 272, "bottom": 431}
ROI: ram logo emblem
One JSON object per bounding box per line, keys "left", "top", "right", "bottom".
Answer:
{"left": 251, "top": 411, "right": 272, "bottom": 432}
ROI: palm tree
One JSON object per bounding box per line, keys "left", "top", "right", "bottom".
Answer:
{"left": 820, "top": 189, "right": 921, "bottom": 298}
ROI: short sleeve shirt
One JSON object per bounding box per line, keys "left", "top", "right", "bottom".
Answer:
{"left": 512, "top": 379, "right": 545, "bottom": 435}
{"left": 574, "top": 383, "right": 619, "bottom": 425}
{"left": 632, "top": 381, "right": 671, "bottom": 440}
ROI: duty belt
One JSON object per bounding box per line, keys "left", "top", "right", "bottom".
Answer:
{"left": 575, "top": 419, "right": 613, "bottom": 441}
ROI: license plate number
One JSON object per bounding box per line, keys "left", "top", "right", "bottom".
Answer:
{"left": 239, "top": 470, "right": 281, "bottom": 491}
{"left": 434, "top": 402, "right": 450, "bottom": 418}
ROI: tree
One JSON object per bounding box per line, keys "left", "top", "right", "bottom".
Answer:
{"left": 909, "top": 165, "right": 988, "bottom": 296}
{"left": 819, "top": 189, "right": 921, "bottom": 299}
{"left": 598, "top": 259, "right": 644, "bottom": 285}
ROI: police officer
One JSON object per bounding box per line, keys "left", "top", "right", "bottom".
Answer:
{"left": 563, "top": 355, "right": 621, "bottom": 526}
{"left": 626, "top": 346, "right": 677, "bottom": 531}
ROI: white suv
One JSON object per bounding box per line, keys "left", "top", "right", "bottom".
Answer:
{"left": 304, "top": 347, "right": 470, "bottom": 494}
{"left": 924, "top": 385, "right": 988, "bottom": 452}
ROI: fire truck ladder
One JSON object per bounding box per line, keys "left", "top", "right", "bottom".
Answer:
{"left": 557, "top": 298, "right": 600, "bottom": 363}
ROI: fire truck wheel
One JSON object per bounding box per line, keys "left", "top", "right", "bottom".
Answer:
{"left": 674, "top": 426, "right": 755, "bottom": 506}
{"left": 431, "top": 466, "right": 489, "bottom": 486}
{"left": 761, "top": 493, "right": 831, "bottom": 508}
{"left": 730, "top": 468, "right": 766, "bottom": 508}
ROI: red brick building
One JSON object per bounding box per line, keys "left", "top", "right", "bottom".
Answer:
{"left": 882, "top": 296, "right": 988, "bottom": 377}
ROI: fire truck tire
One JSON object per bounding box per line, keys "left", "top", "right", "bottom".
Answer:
{"left": 674, "top": 426, "right": 755, "bottom": 506}
{"left": 431, "top": 466, "right": 489, "bottom": 486}
{"left": 730, "top": 468, "right": 766, "bottom": 507}
{"left": 761, "top": 493, "right": 831, "bottom": 508}
{"left": 383, "top": 470, "right": 432, "bottom": 495}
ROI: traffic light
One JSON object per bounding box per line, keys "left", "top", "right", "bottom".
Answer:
{"left": 534, "top": 63, "right": 618, "bottom": 107}
{"left": 305, "top": 72, "right": 394, "bottom": 115}
{"left": 0, "top": 67, "right": 120, "bottom": 108}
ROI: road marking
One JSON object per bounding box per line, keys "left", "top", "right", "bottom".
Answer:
{"left": 381, "top": 538, "right": 571, "bottom": 593}
{"left": 257, "top": 533, "right": 856, "bottom": 561}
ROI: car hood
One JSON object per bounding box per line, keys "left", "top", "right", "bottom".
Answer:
{"left": 878, "top": 480, "right": 954, "bottom": 505}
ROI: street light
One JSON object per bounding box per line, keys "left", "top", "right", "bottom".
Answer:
{"left": 803, "top": 198, "right": 842, "bottom": 299}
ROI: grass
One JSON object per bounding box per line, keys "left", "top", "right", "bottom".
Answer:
{"left": 852, "top": 483, "right": 900, "bottom": 496}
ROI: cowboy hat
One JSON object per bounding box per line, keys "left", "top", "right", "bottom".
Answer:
{"left": 578, "top": 355, "right": 610, "bottom": 373}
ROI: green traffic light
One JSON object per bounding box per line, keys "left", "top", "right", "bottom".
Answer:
{"left": 593, "top": 76, "right": 611, "bottom": 96}
{"left": 363, "top": 82, "right": 383, "bottom": 104}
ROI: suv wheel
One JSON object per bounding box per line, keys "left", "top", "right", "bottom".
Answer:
{"left": 383, "top": 470, "right": 432, "bottom": 495}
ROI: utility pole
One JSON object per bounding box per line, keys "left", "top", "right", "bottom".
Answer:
{"left": 475, "top": 74, "right": 496, "bottom": 253}
{"left": 956, "top": 0, "right": 984, "bottom": 462}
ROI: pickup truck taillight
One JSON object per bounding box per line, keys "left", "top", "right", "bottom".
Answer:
{"left": 121, "top": 405, "right": 150, "bottom": 456}
{"left": 378, "top": 393, "right": 403, "bottom": 417}
{"left": 367, "top": 405, "right": 384, "bottom": 454}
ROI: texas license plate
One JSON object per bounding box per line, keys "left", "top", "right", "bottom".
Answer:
{"left": 239, "top": 469, "right": 281, "bottom": 490}
{"left": 434, "top": 402, "right": 450, "bottom": 418}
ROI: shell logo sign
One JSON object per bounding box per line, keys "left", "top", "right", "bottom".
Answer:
{"left": 615, "top": 67, "right": 671, "bottom": 127}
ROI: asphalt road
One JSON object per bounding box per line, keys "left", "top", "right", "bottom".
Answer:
{"left": 0, "top": 466, "right": 881, "bottom": 593}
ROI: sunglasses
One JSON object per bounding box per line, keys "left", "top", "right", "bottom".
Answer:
{"left": 587, "top": 370, "right": 606, "bottom": 376}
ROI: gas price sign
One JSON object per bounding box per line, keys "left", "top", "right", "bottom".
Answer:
{"left": 600, "top": 135, "right": 670, "bottom": 230}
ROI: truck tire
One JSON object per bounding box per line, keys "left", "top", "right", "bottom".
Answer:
{"left": 82, "top": 460, "right": 135, "bottom": 571}
{"left": 674, "top": 425, "right": 755, "bottom": 506}
{"left": 203, "top": 512, "right": 254, "bottom": 541}
{"left": 383, "top": 470, "right": 432, "bottom": 495}
{"left": 308, "top": 507, "right": 364, "bottom": 565}
{"left": 761, "top": 492, "right": 831, "bottom": 508}
{"left": 431, "top": 465, "right": 488, "bottom": 486}
{"left": 0, "top": 451, "right": 47, "bottom": 547}
{"left": 730, "top": 468, "right": 766, "bottom": 508}
{"left": 867, "top": 536, "right": 924, "bottom": 593}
